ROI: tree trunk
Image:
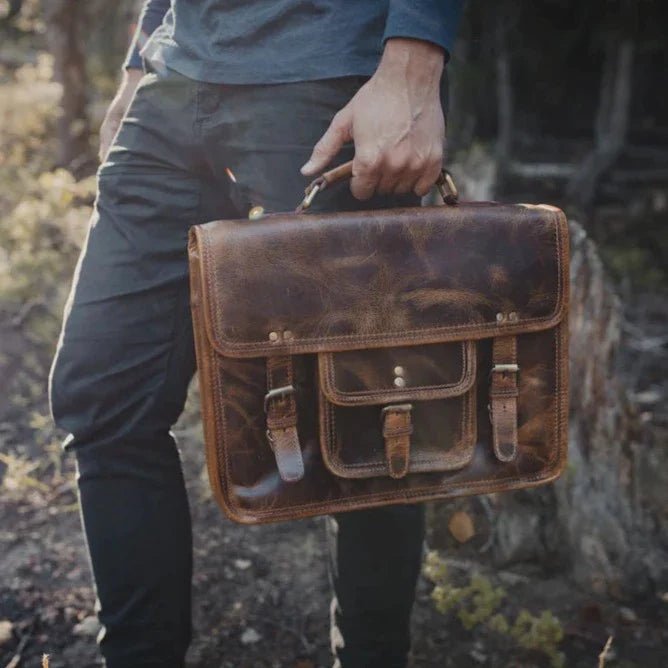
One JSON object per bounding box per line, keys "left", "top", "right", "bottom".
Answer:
{"left": 495, "top": 3, "right": 513, "bottom": 172}
{"left": 429, "top": 152, "right": 668, "bottom": 598}
{"left": 42, "top": 0, "right": 90, "bottom": 171}
{"left": 567, "top": 34, "right": 635, "bottom": 209}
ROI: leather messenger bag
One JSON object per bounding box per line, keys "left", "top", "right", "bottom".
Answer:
{"left": 188, "top": 162, "right": 569, "bottom": 524}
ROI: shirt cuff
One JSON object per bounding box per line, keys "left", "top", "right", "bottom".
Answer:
{"left": 124, "top": 40, "right": 144, "bottom": 70}
{"left": 382, "top": 0, "right": 466, "bottom": 62}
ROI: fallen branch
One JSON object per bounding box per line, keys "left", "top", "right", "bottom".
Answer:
{"left": 508, "top": 161, "right": 577, "bottom": 179}
{"left": 10, "top": 300, "right": 48, "bottom": 328}
{"left": 4, "top": 623, "right": 33, "bottom": 668}
{"left": 598, "top": 635, "right": 614, "bottom": 667}
{"left": 610, "top": 168, "right": 668, "bottom": 184}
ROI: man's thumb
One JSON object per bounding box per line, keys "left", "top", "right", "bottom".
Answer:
{"left": 301, "top": 106, "right": 352, "bottom": 176}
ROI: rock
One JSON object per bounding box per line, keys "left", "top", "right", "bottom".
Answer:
{"left": 494, "top": 505, "right": 542, "bottom": 566}
{"left": 240, "top": 627, "right": 262, "bottom": 645}
{"left": 497, "top": 570, "right": 530, "bottom": 586}
{"left": 470, "top": 649, "right": 487, "bottom": 664}
{"left": 234, "top": 558, "right": 252, "bottom": 570}
{"left": 619, "top": 606, "right": 638, "bottom": 624}
{"left": 0, "top": 619, "right": 13, "bottom": 647}
{"left": 72, "top": 615, "right": 101, "bottom": 637}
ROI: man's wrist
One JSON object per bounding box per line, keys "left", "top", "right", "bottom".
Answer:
{"left": 123, "top": 67, "right": 144, "bottom": 83}
{"left": 120, "top": 68, "right": 143, "bottom": 94}
{"left": 379, "top": 38, "right": 444, "bottom": 84}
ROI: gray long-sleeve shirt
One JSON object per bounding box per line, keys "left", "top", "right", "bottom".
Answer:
{"left": 125, "top": 1, "right": 465, "bottom": 84}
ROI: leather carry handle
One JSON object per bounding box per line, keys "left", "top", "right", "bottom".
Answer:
{"left": 296, "top": 159, "right": 459, "bottom": 212}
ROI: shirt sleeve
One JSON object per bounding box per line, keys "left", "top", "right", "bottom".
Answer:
{"left": 124, "top": 0, "right": 171, "bottom": 70}
{"left": 382, "top": 0, "right": 467, "bottom": 61}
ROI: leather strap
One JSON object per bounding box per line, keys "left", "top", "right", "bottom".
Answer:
{"left": 489, "top": 337, "right": 519, "bottom": 462}
{"left": 297, "top": 161, "right": 458, "bottom": 211}
{"left": 381, "top": 404, "right": 413, "bottom": 479}
{"left": 265, "top": 356, "right": 304, "bottom": 482}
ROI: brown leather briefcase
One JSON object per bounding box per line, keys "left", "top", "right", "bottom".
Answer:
{"left": 188, "top": 163, "right": 569, "bottom": 524}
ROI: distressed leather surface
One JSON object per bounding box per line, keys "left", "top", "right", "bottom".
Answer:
{"left": 189, "top": 202, "right": 569, "bottom": 524}
{"left": 193, "top": 203, "right": 567, "bottom": 357}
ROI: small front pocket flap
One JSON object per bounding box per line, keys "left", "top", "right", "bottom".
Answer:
{"left": 318, "top": 342, "right": 477, "bottom": 479}
{"left": 319, "top": 341, "right": 476, "bottom": 406}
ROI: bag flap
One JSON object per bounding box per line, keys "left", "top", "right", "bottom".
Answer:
{"left": 319, "top": 341, "right": 475, "bottom": 406}
{"left": 190, "top": 203, "right": 568, "bottom": 358}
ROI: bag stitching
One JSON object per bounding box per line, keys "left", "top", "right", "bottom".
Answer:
{"left": 213, "top": 324, "right": 564, "bottom": 518}
{"left": 202, "top": 212, "right": 565, "bottom": 355}
{"left": 319, "top": 341, "right": 476, "bottom": 405}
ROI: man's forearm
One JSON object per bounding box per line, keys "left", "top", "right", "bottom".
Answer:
{"left": 379, "top": 38, "right": 444, "bottom": 92}
{"left": 124, "top": 0, "right": 171, "bottom": 70}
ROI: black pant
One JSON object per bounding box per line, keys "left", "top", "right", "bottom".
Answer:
{"left": 49, "top": 69, "right": 425, "bottom": 667}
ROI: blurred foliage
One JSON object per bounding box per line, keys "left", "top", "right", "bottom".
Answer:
{"left": 0, "top": 2, "right": 138, "bottom": 473}
{"left": 0, "top": 55, "right": 93, "bottom": 338}
{"left": 425, "top": 551, "right": 565, "bottom": 667}
{"left": 448, "top": 0, "right": 668, "bottom": 291}
{"left": 0, "top": 53, "right": 92, "bottom": 471}
{"left": 451, "top": 0, "right": 667, "bottom": 144}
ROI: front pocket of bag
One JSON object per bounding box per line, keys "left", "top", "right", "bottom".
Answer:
{"left": 318, "top": 341, "right": 477, "bottom": 479}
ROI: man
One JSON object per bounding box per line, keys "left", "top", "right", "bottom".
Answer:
{"left": 49, "top": 1, "right": 465, "bottom": 666}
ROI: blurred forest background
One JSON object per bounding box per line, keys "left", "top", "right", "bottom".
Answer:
{"left": 0, "top": 1, "right": 666, "bottom": 667}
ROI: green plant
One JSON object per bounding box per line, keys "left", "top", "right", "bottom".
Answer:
{"left": 424, "top": 551, "right": 565, "bottom": 668}
{"left": 0, "top": 56, "right": 93, "bottom": 490}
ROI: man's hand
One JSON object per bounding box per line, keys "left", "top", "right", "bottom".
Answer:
{"left": 98, "top": 68, "right": 144, "bottom": 162}
{"left": 301, "top": 38, "right": 445, "bottom": 200}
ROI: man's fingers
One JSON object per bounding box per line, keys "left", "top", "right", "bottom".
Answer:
{"left": 413, "top": 159, "right": 443, "bottom": 197}
{"left": 301, "top": 105, "right": 352, "bottom": 176}
{"left": 350, "top": 154, "right": 382, "bottom": 200}
{"left": 350, "top": 172, "right": 381, "bottom": 200}
{"left": 377, "top": 153, "right": 420, "bottom": 194}
{"left": 377, "top": 162, "right": 404, "bottom": 195}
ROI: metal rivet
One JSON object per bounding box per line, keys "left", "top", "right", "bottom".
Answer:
{"left": 508, "top": 312, "right": 518, "bottom": 322}
{"left": 496, "top": 313, "right": 505, "bottom": 323}
{"left": 248, "top": 205, "right": 265, "bottom": 220}
{"left": 284, "top": 330, "right": 294, "bottom": 340}
{"left": 394, "top": 377, "right": 406, "bottom": 388}
{"left": 268, "top": 331, "right": 279, "bottom": 342}
{"left": 394, "top": 366, "right": 405, "bottom": 376}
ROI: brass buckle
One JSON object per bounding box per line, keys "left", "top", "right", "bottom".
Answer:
{"left": 264, "top": 384, "right": 295, "bottom": 412}
{"left": 489, "top": 364, "right": 519, "bottom": 381}
{"left": 381, "top": 403, "right": 413, "bottom": 418}
{"left": 436, "top": 170, "right": 459, "bottom": 205}
{"left": 491, "top": 364, "right": 519, "bottom": 374}
{"left": 299, "top": 182, "right": 321, "bottom": 211}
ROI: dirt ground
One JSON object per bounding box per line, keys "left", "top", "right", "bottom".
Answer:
{"left": 2, "top": 394, "right": 668, "bottom": 668}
